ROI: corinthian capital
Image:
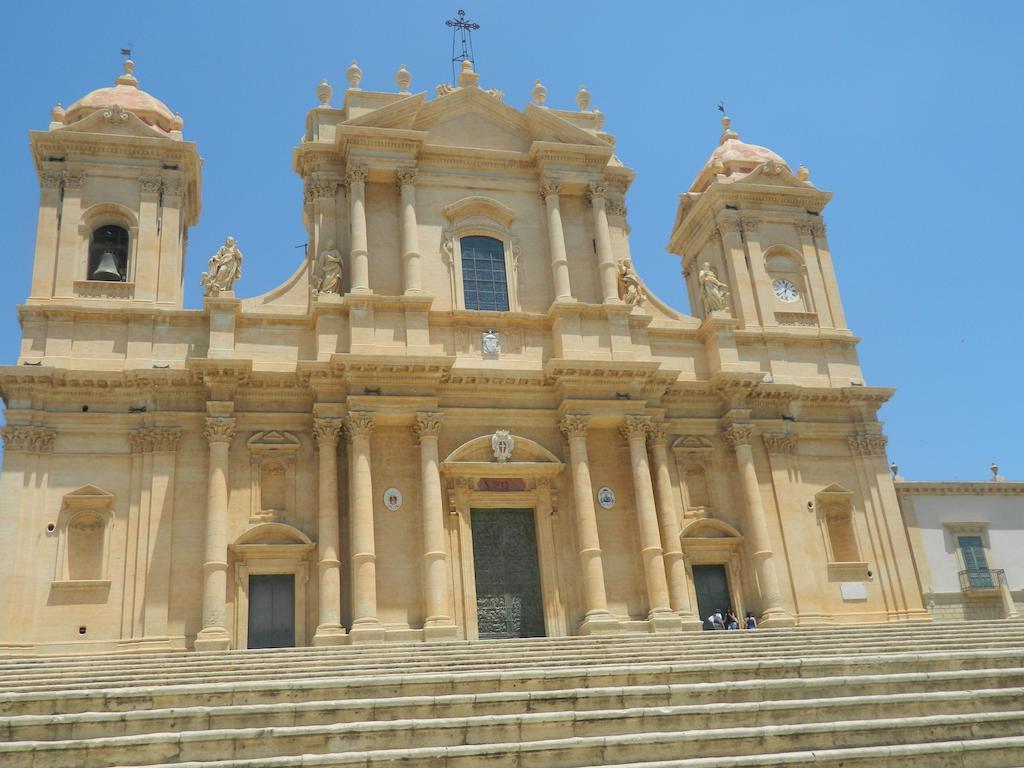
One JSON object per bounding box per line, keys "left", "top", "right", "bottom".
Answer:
{"left": 203, "top": 417, "right": 236, "bottom": 444}
{"left": 346, "top": 164, "right": 369, "bottom": 185}
{"left": 1, "top": 426, "right": 55, "bottom": 453}
{"left": 396, "top": 167, "right": 418, "bottom": 187}
{"left": 138, "top": 175, "right": 163, "bottom": 194}
{"left": 585, "top": 183, "right": 607, "bottom": 205}
{"left": 346, "top": 411, "right": 375, "bottom": 438}
{"left": 62, "top": 171, "right": 86, "bottom": 190}
{"left": 413, "top": 411, "right": 443, "bottom": 440}
{"left": 40, "top": 170, "right": 63, "bottom": 189}
{"left": 312, "top": 417, "right": 344, "bottom": 446}
{"left": 539, "top": 181, "right": 561, "bottom": 200}
{"left": 848, "top": 432, "right": 888, "bottom": 457}
{"left": 558, "top": 414, "right": 590, "bottom": 441}
{"left": 762, "top": 432, "right": 796, "bottom": 454}
{"left": 648, "top": 423, "right": 668, "bottom": 445}
{"left": 150, "top": 428, "right": 183, "bottom": 453}
{"left": 619, "top": 415, "right": 652, "bottom": 443}
{"left": 724, "top": 423, "right": 755, "bottom": 449}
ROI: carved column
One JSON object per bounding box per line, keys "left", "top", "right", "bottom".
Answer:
{"left": 195, "top": 417, "right": 235, "bottom": 651}
{"left": 348, "top": 165, "right": 370, "bottom": 293}
{"left": 312, "top": 418, "right": 346, "bottom": 645}
{"left": 397, "top": 168, "right": 424, "bottom": 295}
{"left": 587, "top": 184, "right": 621, "bottom": 303}
{"left": 347, "top": 411, "right": 384, "bottom": 641}
{"left": 559, "top": 415, "right": 619, "bottom": 634}
{"left": 648, "top": 424, "right": 699, "bottom": 626}
{"left": 621, "top": 416, "right": 681, "bottom": 630}
{"left": 724, "top": 423, "right": 793, "bottom": 625}
{"left": 540, "top": 181, "right": 573, "bottom": 301}
{"left": 414, "top": 412, "right": 457, "bottom": 639}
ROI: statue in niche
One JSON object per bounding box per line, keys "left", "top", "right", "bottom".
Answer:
{"left": 313, "top": 240, "right": 343, "bottom": 295}
{"left": 200, "top": 236, "right": 243, "bottom": 296}
{"left": 617, "top": 259, "right": 646, "bottom": 305}
{"left": 699, "top": 261, "right": 730, "bottom": 314}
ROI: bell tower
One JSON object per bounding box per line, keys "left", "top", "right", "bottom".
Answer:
{"left": 669, "top": 116, "right": 849, "bottom": 335}
{"left": 27, "top": 59, "right": 201, "bottom": 307}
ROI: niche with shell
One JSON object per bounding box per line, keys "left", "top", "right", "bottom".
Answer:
{"left": 248, "top": 431, "right": 301, "bottom": 524}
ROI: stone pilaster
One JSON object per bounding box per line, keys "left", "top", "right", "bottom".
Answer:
{"left": 347, "top": 411, "right": 384, "bottom": 641}
{"left": 559, "top": 415, "right": 620, "bottom": 634}
{"left": 413, "top": 412, "right": 457, "bottom": 640}
{"left": 195, "top": 416, "right": 235, "bottom": 651}
{"left": 312, "top": 417, "right": 346, "bottom": 645}
{"left": 724, "top": 423, "right": 794, "bottom": 626}
{"left": 620, "top": 416, "right": 681, "bottom": 631}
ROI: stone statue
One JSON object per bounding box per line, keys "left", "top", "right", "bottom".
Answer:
{"left": 617, "top": 259, "right": 646, "bottom": 306}
{"left": 200, "top": 236, "right": 243, "bottom": 296}
{"left": 313, "top": 240, "right": 343, "bottom": 295}
{"left": 699, "top": 261, "right": 730, "bottom": 314}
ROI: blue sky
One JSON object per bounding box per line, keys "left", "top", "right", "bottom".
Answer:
{"left": 0, "top": 1, "right": 1019, "bottom": 481}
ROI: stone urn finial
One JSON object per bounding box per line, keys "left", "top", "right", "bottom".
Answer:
{"left": 576, "top": 84, "right": 591, "bottom": 111}
{"left": 316, "top": 78, "right": 333, "bottom": 107}
{"left": 50, "top": 102, "right": 66, "bottom": 125}
{"left": 346, "top": 60, "right": 362, "bottom": 90}
{"left": 797, "top": 164, "right": 810, "bottom": 181}
{"left": 395, "top": 64, "right": 411, "bottom": 93}
{"left": 532, "top": 79, "right": 547, "bottom": 106}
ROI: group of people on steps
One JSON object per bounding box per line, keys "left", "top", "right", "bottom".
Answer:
{"left": 705, "top": 608, "right": 757, "bottom": 631}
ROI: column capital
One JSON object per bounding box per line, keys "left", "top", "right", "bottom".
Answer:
{"left": 848, "top": 432, "right": 888, "bottom": 457}
{"left": 605, "top": 198, "right": 627, "bottom": 218}
{"left": 62, "top": 170, "right": 86, "bottom": 190}
{"left": 413, "top": 411, "right": 443, "bottom": 440}
{"left": 585, "top": 183, "right": 608, "bottom": 205}
{"left": 313, "top": 417, "right": 344, "bottom": 447}
{"left": 762, "top": 432, "right": 796, "bottom": 454}
{"left": 347, "top": 164, "right": 369, "bottom": 185}
{"left": 620, "top": 415, "right": 652, "bottom": 443}
{"left": 396, "top": 166, "right": 418, "bottom": 187}
{"left": 723, "top": 423, "right": 755, "bottom": 449}
{"left": 539, "top": 180, "right": 562, "bottom": 200}
{"left": 138, "top": 175, "right": 163, "bottom": 194}
{"left": 796, "top": 219, "right": 827, "bottom": 238}
{"left": 648, "top": 423, "right": 669, "bottom": 445}
{"left": 1, "top": 426, "right": 55, "bottom": 453}
{"left": 559, "top": 414, "right": 590, "bottom": 441}
{"left": 203, "top": 417, "right": 236, "bottom": 445}
{"left": 40, "top": 170, "right": 63, "bottom": 189}
{"left": 346, "top": 411, "right": 375, "bottom": 438}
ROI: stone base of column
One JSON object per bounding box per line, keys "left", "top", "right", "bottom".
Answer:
{"left": 349, "top": 621, "right": 387, "bottom": 644}
{"left": 646, "top": 611, "right": 684, "bottom": 633}
{"left": 578, "top": 615, "right": 623, "bottom": 635}
{"left": 194, "top": 627, "right": 231, "bottom": 652}
{"left": 312, "top": 624, "right": 348, "bottom": 646}
{"left": 423, "top": 623, "right": 459, "bottom": 641}
{"left": 677, "top": 614, "right": 705, "bottom": 632}
{"left": 758, "top": 611, "right": 796, "bottom": 628}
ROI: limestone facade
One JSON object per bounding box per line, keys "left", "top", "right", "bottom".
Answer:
{"left": 0, "top": 58, "right": 927, "bottom": 653}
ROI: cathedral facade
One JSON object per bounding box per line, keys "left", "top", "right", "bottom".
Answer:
{"left": 0, "top": 58, "right": 927, "bottom": 654}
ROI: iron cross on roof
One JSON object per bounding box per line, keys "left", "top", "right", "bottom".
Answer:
{"left": 445, "top": 9, "right": 480, "bottom": 84}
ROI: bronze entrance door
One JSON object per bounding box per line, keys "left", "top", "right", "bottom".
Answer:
{"left": 692, "top": 564, "right": 731, "bottom": 630}
{"left": 247, "top": 574, "right": 295, "bottom": 648}
{"left": 471, "top": 508, "right": 545, "bottom": 639}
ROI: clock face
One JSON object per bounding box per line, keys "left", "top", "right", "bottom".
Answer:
{"left": 772, "top": 278, "right": 799, "bottom": 303}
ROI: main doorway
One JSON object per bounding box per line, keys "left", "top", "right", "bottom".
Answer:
{"left": 247, "top": 574, "right": 295, "bottom": 648}
{"left": 471, "top": 508, "right": 545, "bottom": 639}
{"left": 692, "top": 564, "right": 732, "bottom": 630}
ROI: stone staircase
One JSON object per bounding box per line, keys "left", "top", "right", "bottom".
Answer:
{"left": 1, "top": 621, "right": 1023, "bottom": 767}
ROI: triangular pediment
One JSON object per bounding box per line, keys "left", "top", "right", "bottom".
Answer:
{"left": 248, "top": 430, "right": 300, "bottom": 452}
{"left": 817, "top": 483, "right": 854, "bottom": 498}
{"left": 58, "top": 109, "right": 168, "bottom": 139}
{"left": 414, "top": 88, "right": 531, "bottom": 152}
{"left": 345, "top": 93, "right": 425, "bottom": 130}
{"left": 523, "top": 104, "right": 608, "bottom": 147}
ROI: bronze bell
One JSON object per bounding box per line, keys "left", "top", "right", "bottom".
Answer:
{"left": 90, "top": 250, "right": 123, "bottom": 281}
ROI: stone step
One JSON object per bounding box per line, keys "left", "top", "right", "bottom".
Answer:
{"left": 4, "top": 668, "right": 1023, "bottom": 742}
{"left": 593, "top": 736, "right": 1024, "bottom": 767}
{"left": 94, "top": 711, "right": 1024, "bottom": 768}
{"left": 1, "top": 619, "right": 1018, "bottom": 671}
{"left": 2, "top": 647, "right": 1020, "bottom": 717}
{"left": 1, "top": 635, "right": 1020, "bottom": 693}
{"left": 3, "top": 686, "right": 1021, "bottom": 766}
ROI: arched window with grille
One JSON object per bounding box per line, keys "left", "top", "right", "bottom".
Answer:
{"left": 88, "top": 225, "right": 129, "bottom": 282}
{"left": 459, "top": 235, "right": 509, "bottom": 311}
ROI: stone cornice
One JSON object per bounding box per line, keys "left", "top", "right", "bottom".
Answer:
{"left": 895, "top": 481, "right": 1024, "bottom": 496}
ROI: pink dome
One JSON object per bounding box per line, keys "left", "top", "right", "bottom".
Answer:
{"left": 690, "top": 117, "right": 788, "bottom": 192}
{"left": 63, "top": 61, "right": 181, "bottom": 134}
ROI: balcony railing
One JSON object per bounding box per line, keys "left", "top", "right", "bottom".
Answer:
{"left": 958, "top": 568, "right": 1006, "bottom": 591}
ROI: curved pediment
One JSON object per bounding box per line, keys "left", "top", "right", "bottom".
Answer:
{"left": 444, "top": 433, "right": 561, "bottom": 465}
{"left": 680, "top": 518, "right": 742, "bottom": 539}
{"left": 233, "top": 522, "right": 312, "bottom": 547}
{"left": 443, "top": 196, "right": 516, "bottom": 228}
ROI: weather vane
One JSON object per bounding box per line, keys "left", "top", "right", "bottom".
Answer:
{"left": 120, "top": 42, "right": 133, "bottom": 59}
{"left": 718, "top": 101, "right": 726, "bottom": 114}
{"left": 445, "top": 9, "right": 479, "bottom": 84}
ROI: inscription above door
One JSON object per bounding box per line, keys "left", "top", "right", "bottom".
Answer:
{"left": 471, "top": 508, "right": 545, "bottom": 639}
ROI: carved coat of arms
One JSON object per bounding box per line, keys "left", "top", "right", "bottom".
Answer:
{"left": 491, "top": 429, "right": 514, "bottom": 462}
